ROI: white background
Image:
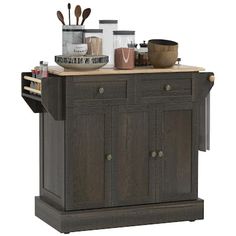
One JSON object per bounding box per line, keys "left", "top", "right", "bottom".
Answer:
{"left": 0, "top": 0, "right": 235, "bottom": 235}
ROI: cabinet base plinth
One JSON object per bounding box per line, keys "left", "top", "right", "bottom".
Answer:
{"left": 35, "top": 197, "right": 204, "bottom": 233}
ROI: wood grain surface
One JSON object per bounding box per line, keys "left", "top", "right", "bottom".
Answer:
{"left": 48, "top": 65, "right": 205, "bottom": 76}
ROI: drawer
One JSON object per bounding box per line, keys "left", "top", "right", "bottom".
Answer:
{"left": 141, "top": 77, "right": 192, "bottom": 98}
{"left": 72, "top": 81, "right": 127, "bottom": 101}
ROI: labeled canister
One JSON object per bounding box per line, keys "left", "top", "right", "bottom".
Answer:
{"left": 62, "top": 25, "right": 84, "bottom": 55}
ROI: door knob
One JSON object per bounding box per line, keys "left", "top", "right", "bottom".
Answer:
{"left": 106, "top": 154, "right": 112, "bottom": 161}
{"left": 151, "top": 151, "right": 157, "bottom": 158}
{"left": 164, "top": 84, "right": 172, "bottom": 91}
{"left": 98, "top": 87, "right": 105, "bottom": 94}
{"left": 158, "top": 150, "right": 164, "bottom": 158}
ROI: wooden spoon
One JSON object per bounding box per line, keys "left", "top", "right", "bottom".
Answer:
{"left": 74, "top": 5, "right": 81, "bottom": 25}
{"left": 81, "top": 8, "right": 91, "bottom": 25}
{"left": 57, "top": 11, "right": 65, "bottom": 25}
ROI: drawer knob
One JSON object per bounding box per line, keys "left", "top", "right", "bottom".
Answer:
{"left": 106, "top": 154, "right": 112, "bottom": 161}
{"left": 158, "top": 150, "right": 164, "bottom": 158}
{"left": 151, "top": 151, "right": 157, "bottom": 158}
{"left": 98, "top": 87, "right": 105, "bottom": 94}
{"left": 164, "top": 84, "right": 172, "bottom": 91}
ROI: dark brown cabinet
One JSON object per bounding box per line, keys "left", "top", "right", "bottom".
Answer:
{"left": 65, "top": 103, "right": 198, "bottom": 210}
{"left": 157, "top": 103, "right": 197, "bottom": 202}
{"left": 66, "top": 106, "right": 111, "bottom": 210}
{"left": 111, "top": 105, "right": 156, "bottom": 206}
{"left": 66, "top": 105, "right": 155, "bottom": 209}
{"left": 22, "top": 67, "right": 214, "bottom": 233}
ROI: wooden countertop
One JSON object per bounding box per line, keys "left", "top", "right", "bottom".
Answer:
{"left": 48, "top": 65, "right": 205, "bottom": 77}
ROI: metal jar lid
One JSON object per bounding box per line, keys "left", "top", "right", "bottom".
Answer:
{"left": 84, "top": 29, "right": 103, "bottom": 33}
{"left": 99, "top": 20, "right": 118, "bottom": 24}
{"left": 113, "top": 30, "right": 135, "bottom": 35}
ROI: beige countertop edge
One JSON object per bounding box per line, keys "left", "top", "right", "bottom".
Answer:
{"left": 48, "top": 65, "right": 205, "bottom": 77}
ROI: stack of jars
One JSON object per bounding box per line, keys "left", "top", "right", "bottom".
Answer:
{"left": 99, "top": 20, "right": 136, "bottom": 69}
{"left": 62, "top": 20, "right": 139, "bottom": 70}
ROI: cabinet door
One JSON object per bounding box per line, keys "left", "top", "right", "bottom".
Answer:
{"left": 65, "top": 106, "right": 112, "bottom": 210}
{"left": 112, "top": 105, "right": 156, "bottom": 206}
{"left": 156, "top": 103, "right": 198, "bottom": 202}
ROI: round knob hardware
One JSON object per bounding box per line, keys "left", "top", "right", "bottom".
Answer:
{"left": 176, "top": 58, "right": 181, "bottom": 65}
{"left": 164, "top": 84, "right": 172, "bottom": 91}
{"left": 98, "top": 87, "right": 105, "bottom": 94}
{"left": 106, "top": 154, "right": 112, "bottom": 161}
{"left": 158, "top": 150, "right": 164, "bottom": 158}
{"left": 151, "top": 151, "right": 157, "bottom": 158}
{"left": 208, "top": 75, "right": 215, "bottom": 83}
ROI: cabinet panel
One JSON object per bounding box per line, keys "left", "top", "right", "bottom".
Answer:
{"left": 112, "top": 106, "right": 155, "bottom": 206}
{"left": 40, "top": 112, "right": 65, "bottom": 208}
{"left": 157, "top": 104, "right": 197, "bottom": 202}
{"left": 66, "top": 107, "right": 111, "bottom": 210}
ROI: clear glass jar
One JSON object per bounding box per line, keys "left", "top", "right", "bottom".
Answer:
{"left": 40, "top": 61, "right": 48, "bottom": 78}
{"left": 113, "top": 31, "right": 135, "bottom": 70}
{"left": 84, "top": 29, "right": 103, "bottom": 56}
{"left": 113, "top": 30, "right": 135, "bottom": 49}
{"left": 99, "top": 20, "right": 118, "bottom": 68}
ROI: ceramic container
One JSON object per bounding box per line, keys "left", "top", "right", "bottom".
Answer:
{"left": 66, "top": 44, "right": 88, "bottom": 56}
{"left": 62, "top": 25, "right": 85, "bottom": 55}
{"left": 148, "top": 39, "right": 178, "bottom": 68}
{"left": 55, "top": 55, "right": 109, "bottom": 70}
{"left": 114, "top": 48, "right": 135, "bottom": 70}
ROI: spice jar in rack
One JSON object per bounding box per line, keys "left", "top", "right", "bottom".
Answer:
{"left": 113, "top": 30, "right": 135, "bottom": 70}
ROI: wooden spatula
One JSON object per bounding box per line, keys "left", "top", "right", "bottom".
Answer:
{"left": 81, "top": 8, "right": 91, "bottom": 25}
{"left": 57, "top": 11, "right": 65, "bottom": 25}
{"left": 74, "top": 5, "right": 81, "bottom": 25}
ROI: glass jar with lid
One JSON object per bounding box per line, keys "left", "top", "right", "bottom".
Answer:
{"left": 99, "top": 20, "right": 118, "bottom": 68}
{"left": 113, "top": 30, "right": 135, "bottom": 69}
{"left": 84, "top": 29, "right": 103, "bottom": 56}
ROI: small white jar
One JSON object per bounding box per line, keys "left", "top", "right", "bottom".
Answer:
{"left": 66, "top": 44, "right": 88, "bottom": 56}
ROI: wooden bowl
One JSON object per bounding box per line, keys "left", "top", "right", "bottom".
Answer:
{"left": 148, "top": 39, "right": 178, "bottom": 68}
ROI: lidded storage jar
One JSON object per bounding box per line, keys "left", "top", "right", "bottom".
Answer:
{"left": 84, "top": 29, "right": 103, "bottom": 56}
{"left": 99, "top": 20, "right": 118, "bottom": 68}
{"left": 62, "top": 25, "right": 84, "bottom": 55}
{"left": 113, "top": 30, "right": 135, "bottom": 70}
